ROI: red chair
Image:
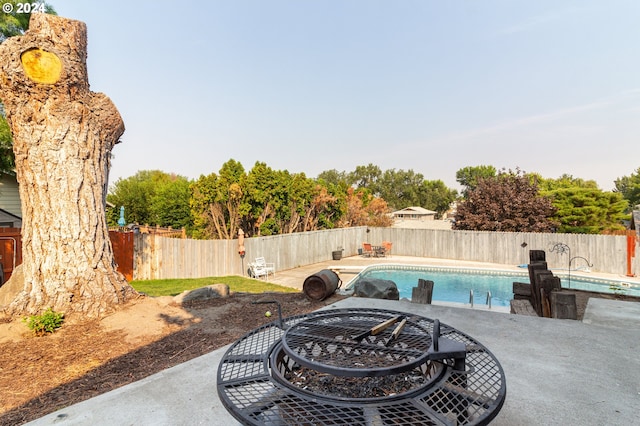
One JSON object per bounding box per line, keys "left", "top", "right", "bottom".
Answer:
{"left": 362, "top": 242, "right": 374, "bottom": 257}
{"left": 382, "top": 241, "right": 392, "bottom": 257}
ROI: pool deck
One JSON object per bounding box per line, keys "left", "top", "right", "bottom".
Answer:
{"left": 268, "top": 255, "right": 640, "bottom": 294}
{"left": 270, "top": 255, "right": 529, "bottom": 291}
{"left": 27, "top": 256, "right": 640, "bottom": 426}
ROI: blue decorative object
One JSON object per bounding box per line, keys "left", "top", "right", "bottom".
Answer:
{"left": 117, "top": 206, "right": 126, "bottom": 227}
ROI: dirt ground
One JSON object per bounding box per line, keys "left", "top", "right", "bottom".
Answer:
{"left": 0, "top": 289, "right": 637, "bottom": 425}
{"left": 0, "top": 292, "right": 346, "bottom": 425}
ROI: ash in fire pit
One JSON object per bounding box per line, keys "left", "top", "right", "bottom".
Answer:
{"left": 217, "top": 308, "right": 506, "bottom": 426}
{"left": 279, "top": 358, "right": 439, "bottom": 399}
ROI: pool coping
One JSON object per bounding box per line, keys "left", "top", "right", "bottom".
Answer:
{"left": 342, "top": 263, "right": 640, "bottom": 297}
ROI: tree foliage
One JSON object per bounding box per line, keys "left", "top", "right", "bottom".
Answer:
{"left": 540, "top": 175, "right": 627, "bottom": 234}
{"left": 456, "top": 165, "right": 497, "bottom": 197}
{"left": 0, "top": 1, "right": 56, "bottom": 42}
{"left": 377, "top": 168, "right": 424, "bottom": 210}
{"left": 339, "top": 187, "right": 393, "bottom": 227}
{"left": 614, "top": 167, "right": 640, "bottom": 211}
{"left": 108, "top": 162, "right": 635, "bottom": 237}
{"left": 0, "top": 113, "right": 14, "bottom": 173}
{"left": 348, "top": 163, "right": 382, "bottom": 195}
{"left": 344, "top": 165, "right": 457, "bottom": 217}
{"left": 107, "top": 170, "right": 193, "bottom": 229}
{"left": 420, "top": 180, "right": 457, "bottom": 219}
{"left": 149, "top": 177, "right": 193, "bottom": 229}
{"left": 189, "top": 160, "right": 387, "bottom": 239}
{"left": 317, "top": 169, "right": 349, "bottom": 188}
{"left": 454, "top": 170, "right": 557, "bottom": 232}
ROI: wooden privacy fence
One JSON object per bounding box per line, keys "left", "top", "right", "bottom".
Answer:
{"left": 131, "top": 227, "right": 639, "bottom": 280}
{"left": 133, "top": 227, "right": 370, "bottom": 280}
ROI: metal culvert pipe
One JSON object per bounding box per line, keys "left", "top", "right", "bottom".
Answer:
{"left": 303, "top": 269, "right": 341, "bottom": 301}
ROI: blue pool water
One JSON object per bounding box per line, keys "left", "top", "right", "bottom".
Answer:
{"left": 348, "top": 265, "right": 640, "bottom": 307}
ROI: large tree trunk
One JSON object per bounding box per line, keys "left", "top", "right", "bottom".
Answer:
{"left": 0, "top": 13, "right": 136, "bottom": 318}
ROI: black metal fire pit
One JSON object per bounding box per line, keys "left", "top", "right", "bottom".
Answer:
{"left": 217, "top": 308, "right": 506, "bottom": 425}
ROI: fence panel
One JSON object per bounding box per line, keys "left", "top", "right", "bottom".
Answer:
{"left": 132, "top": 227, "right": 638, "bottom": 280}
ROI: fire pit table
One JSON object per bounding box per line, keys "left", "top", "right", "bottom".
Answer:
{"left": 217, "top": 308, "right": 506, "bottom": 425}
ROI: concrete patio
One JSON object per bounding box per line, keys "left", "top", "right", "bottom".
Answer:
{"left": 27, "top": 257, "right": 640, "bottom": 425}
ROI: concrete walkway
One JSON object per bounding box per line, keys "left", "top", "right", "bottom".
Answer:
{"left": 27, "top": 257, "right": 640, "bottom": 425}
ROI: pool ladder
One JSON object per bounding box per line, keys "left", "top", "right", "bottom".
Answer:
{"left": 469, "top": 289, "right": 492, "bottom": 309}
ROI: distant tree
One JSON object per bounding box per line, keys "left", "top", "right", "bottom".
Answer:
{"left": 317, "top": 169, "right": 349, "bottom": 187}
{"left": 149, "top": 176, "right": 193, "bottom": 230}
{"left": 341, "top": 187, "right": 369, "bottom": 227}
{"left": 456, "top": 165, "right": 497, "bottom": 197}
{"left": 243, "top": 162, "right": 281, "bottom": 236}
{"left": 277, "top": 170, "right": 314, "bottom": 234}
{"left": 0, "top": 112, "right": 14, "bottom": 173}
{"left": 538, "top": 174, "right": 599, "bottom": 191}
{"left": 454, "top": 170, "right": 557, "bottom": 232}
{"left": 190, "top": 160, "right": 246, "bottom": 239}
{"left": 311, "top": 183, "right": 345, "bottom": 230}
{"left": 349, "top": 163, "right": 382, "bottom": 195}
{"left": 192, "top": 161, "right": 345, "bottom": 238}
{"left": 288, "top": 179, "right": 343, "bottom": 232}
{"left": 614, "top": 167, "right": 640, "bottom": 211}
{"left": 250, "top": 167, "right": 341, "bottom": 235}
{"left": 541, "top": 175, "right": 628, "bottom": 233}
{"left": 107, "top": 170, "right": 193, "bottom": 229}
{"left": 545, "top": 188, "right": 627, "bottom": 234}
{"left": 365, "top": 196, "right": 393, "bottom": 227}
{"left": 420, "top": 180, "right": 457, "bottom": 219}
{"left": 190, "top": 173, "right": 217, "bottom": 239}
{"left": 377, "top": 168, "right": 424, "bottom": 209}
{"left": 339, "top": 187, "right": 392, "bottom": 228}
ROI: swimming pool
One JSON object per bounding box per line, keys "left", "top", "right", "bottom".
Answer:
{"left": 346, "top": 265, "right": 640, "bottom": 307}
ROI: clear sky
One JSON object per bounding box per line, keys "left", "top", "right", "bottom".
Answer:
{"left": 50, "top": 0, "right": 639, "bottom": 191}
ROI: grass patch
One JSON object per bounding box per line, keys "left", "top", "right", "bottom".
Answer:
{"left": 130, "top": 275, "right": 299, "bottom": 297}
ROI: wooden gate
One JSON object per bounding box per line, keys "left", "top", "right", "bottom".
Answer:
{"left": 0, "top": 228, "right": 22, "bottom": 285}
{"left": 109, "top": 230, "right": 134, "bottom": 281}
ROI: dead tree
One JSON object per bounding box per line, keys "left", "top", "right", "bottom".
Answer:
{"left": 0, "top": 13, "right": 136, "bottom": 318}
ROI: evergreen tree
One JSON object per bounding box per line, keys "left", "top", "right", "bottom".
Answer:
{"left": 614, "top": 167, "right": 640, "bottom": 211}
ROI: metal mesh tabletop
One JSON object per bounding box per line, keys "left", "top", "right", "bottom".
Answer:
{"left": 281, "top": 310, "right": 433, "bottom": 377}
{"left": 217, "top": 308, "right": 507, "bottom": 426}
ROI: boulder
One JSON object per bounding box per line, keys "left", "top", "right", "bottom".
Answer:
{"left": 353, "top": 279, "right": 399, "bottom": 300}
{"left": 174, "top": 283, "right": 230, "bottom": 304}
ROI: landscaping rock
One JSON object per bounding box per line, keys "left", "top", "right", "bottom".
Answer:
{"left": 353, "top": 279, "right": 399, "bottom": 300}
{"left": 174, "top": 284, "right": 230, "bottom": 304}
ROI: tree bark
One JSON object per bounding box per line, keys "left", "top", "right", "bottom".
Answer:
{"left": 0, "top": 13, "right": 136, "bottom": 318}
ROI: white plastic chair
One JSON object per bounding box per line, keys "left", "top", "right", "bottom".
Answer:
{"left": 249, "top": 257, "right": 275, "bottom": 280}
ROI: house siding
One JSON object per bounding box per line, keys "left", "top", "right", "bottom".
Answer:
{"left": 0, "top": 173, "right": 21, "bottom": 218}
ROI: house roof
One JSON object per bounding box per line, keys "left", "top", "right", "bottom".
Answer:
{"left": 391, "top": 206, "right": 437, "bottom": 216}
{"left": 0, "top": 207, "right": 21, "bottom": 220}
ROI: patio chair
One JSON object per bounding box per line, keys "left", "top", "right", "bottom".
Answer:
{"left": 249, "top": 257, "right": 275, "bottom": 280}
{"left": 382, "top": 241, "right": 392, "bottom": 257}
{"left": 362, "top": 243, "right": 374, "bottom": 257}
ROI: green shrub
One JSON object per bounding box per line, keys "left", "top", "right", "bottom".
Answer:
{"left": 23, "top": 308, "right": 65, "bottom": 336}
